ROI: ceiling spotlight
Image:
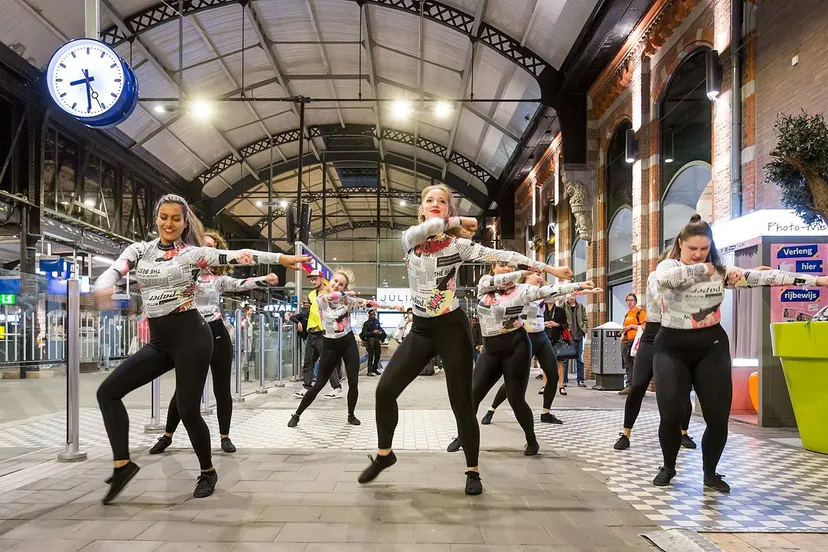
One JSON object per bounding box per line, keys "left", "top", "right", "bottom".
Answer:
{"left": 190, "top": 99, "right": 212, "bottom": 119}
{"left": 391, "top": 100, "right": 412, "bottom": 119}
{"left": 333, "top": 257, "right": 337, "bottom": 261}
{"left": 255, "top": 201, "right": 263, "bottom": 207}
{"left": 400, "top": 200, "right": 407, "bottom": 206}
{"left": 154, "top": 105, "right": 166, "bottom": 114}
{"left": 280, "top": 201, "right": 288, "bottom": 208}
{"left": 434, "top": 101, "right": 452, "bottom": 118}
{"left": 84, "top": 198, "right": 95, "bottom": 207}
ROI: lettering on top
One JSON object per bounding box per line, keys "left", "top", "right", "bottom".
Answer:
{"left": 767, "top": 220, "right": 828, "bottom": 233}
{"left": 777, "top": 245, "right": 819, "bottom": 259}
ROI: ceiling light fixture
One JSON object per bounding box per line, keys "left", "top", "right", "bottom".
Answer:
{"left": 84, "top": 198, "right": 95, "bottom": 207}
{"left": 280, "top": 201, "right": 288, "bottom": 208}
{"left": 391, "top": 100, "right": 412, "bottom": 119}
{"left": 400, "top": 200, "right": 406, "bottom": 206}
{"left": 255, "top": 201, "right": 263, "bottom": 207}
{"left": 705, "top": 50, "right": 722, "bottom": 101}
{"left": 190, "top": 99, "right": 212, "bottom": 119}
{"left": 434, "top": 101, "right": 452, "bottom": 118}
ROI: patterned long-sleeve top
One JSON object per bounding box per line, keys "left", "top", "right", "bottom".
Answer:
{"left": 195, "top": 274, "right": 272, "bottom": 323}
{"left": 94, "top": 238, "right": 282, "bottom": 318}
{"left": 644, "top": 271, "right": 662, "bottom": 324}
{"left": 655, "top": 259, "right": 818, "bottom": 329}
{"left": 402, "top": 217, "right": 547, "bottom": 318}
{"left": 316, "top": 292, "right": 397, "bottom": 339}
{"left": 477, "top": 280, "right": 581, "bottom": 338}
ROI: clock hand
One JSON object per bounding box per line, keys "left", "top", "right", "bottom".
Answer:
{"left": 69, "top": 76, "right": 95, "bottom": 86}
{"left": 83, "top": 69, "right": 92, "bottom": 113}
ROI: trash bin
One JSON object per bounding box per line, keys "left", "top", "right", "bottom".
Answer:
{"left": 591, "top": 322, "right": 625, "bottom": 391}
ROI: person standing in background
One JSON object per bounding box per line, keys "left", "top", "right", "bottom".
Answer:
{"left": 470, "top": 316, "right": 483, "bottom": 363}
{"left": 619, "top": 294, "right": 645, "bottom": 395}
{"left": 544, "top": 300, "right": 569, "bottom": 396}
{"left": 295, "top": 271, "right": 343, "bottom": 399}
{"left": 564, "top": 296, "right": 588, "bottom": 387}
{"left": 396, "top": 308, "right": 413, "bottom": 343}
{"left": 360, "top": 309, "right": 386, "bottom": 376}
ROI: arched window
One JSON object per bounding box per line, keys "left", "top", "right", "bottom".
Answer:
{"left": 605, "top": 120, "right": 634, "bottom": 320}
{"left": 608, "top": 207, "right": 633, "bottom": 275}
{"left": 662, "top": 162, "right": 713, "bottom": 248}
{"left": 660, "top": 49, "right": 713, "bottom": 246}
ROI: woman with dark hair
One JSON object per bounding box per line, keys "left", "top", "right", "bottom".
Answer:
{"left": 94, "top": 194, "right": 310, "bottom": 504}
{"left": 358, "top": 184, "right": 573, "bottom": 495}
{"left": 148, "top": 229, "right": 279, "bottom": 456}
{"left": 651, "top": 214, "right": 828, "bottom": 492}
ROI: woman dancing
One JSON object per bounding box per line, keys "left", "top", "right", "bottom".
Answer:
{"left": 651, "top": 214, "right": 828, "bottom": 492}
{"left": 288, "top": 267, "right": 403, "bottom": 427}
{"left": 358, "top": 184, "right": 572, "bottom": 495}
{"left": 148, "top": 229, "right": 279, "bottom": 456}
{"left": 447, "top": 264, "right": 595, "bottom": 455}
{"left": 480, "top": 270, "right": 602, "bottom": 425}
{"left": 94, "top": 194, "right": 309, "bottom": 504}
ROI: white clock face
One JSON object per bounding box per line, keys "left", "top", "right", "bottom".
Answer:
{"left": 47, "top": 39, "right": 127, "bottom": 119}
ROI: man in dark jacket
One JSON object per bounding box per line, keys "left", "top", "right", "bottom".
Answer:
{"left": 470, "top": 316, "right": 483, "bottom": 363}
{"left": 359, "top": 310, "right": 386, "bottom": 376}
{"left": 289, "top": 299, "right": 311, "bottom": 341}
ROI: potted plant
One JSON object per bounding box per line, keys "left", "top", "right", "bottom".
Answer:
{"left": 765, "top": 111, "right": 828, "bottom": 454}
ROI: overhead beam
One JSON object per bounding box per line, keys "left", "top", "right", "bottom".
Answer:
{"left": 97, "top": 0, "right": 560, "bottom": 100}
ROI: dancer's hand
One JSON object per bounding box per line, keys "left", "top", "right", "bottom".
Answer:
{"left": 459, "top": 217, "right": 478, "bottom": 233}
{"left": 546, "top": 266, "right": 574, "bottom": 279}
{"left": 817, "top": 276, "right": 828, "bottom": 287}
{"left": 95, "top": 288, "right": 113, "bottom": 311}
{"left": 279, "top": 255, "right": 313, "bottom": 270}
{"left": 704, "top": 263, "right": 715, "bottom": 276}
{"left": 578, "top": 281, "right": 596, "bottom": 291}
{"left": 265, "top": 273, "right": 279, "bottom": 285}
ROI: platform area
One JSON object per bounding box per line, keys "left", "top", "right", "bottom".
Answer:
{"left": 0, "top": 369, "right": 826, "bottom": 551}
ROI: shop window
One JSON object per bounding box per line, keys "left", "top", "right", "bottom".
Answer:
{"left": 608, "top": 207, "right": 633, "bottom": 276}
{"left": 660, "top": 48, "right": 713, "bottom": 247}
{"left": 662, "top": 162, "right": 713, "bottom": 248}
{"left": 572, "top": 239, "right": 586, "bottom": 282}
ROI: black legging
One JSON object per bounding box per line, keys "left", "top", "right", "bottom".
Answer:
{"left": 97, "top": 309, "right": 214, "bottom": 470}
{"left": 297, "top": 333, "right": 361, "bottom": 416}
{"left": 472, "top": 329, "right": 536, "bottom": 446}
{"left": 376, "top": 308, "right": 479, "bottom": 467}
{"left": 623, "top": 322, "right": 692, "bottom": 431}
{"left": 165, "top": 320, "right": 233, "bottom": 436}
{"left": 653, "top": 324, "right": 731, "bottom": 474}
{"left": 490, "top": 330, "right": 558, "bottom": 411}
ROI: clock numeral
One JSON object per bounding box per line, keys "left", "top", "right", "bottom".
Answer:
{"left": 100, "top": 52, "right": 105, "bottom": 58}
{"left": 60, "top": 93, "right": 66, "bottom": 98}
{"left": 70, "top": 52, "right": 76, "bottom": 58}
{"left": 59, "top": 63, "right": 66, "bottom": 68}
{"left": 114, "top": 79, "right": 122, "bottom": 83}
{"left": 111, "top": 93, "right": 117, "bottom": 98}
{"left": 101, "top": 103, "right": 107, "bottom": 109}
{"left": 71, "top": 102, "right": 77, "bottom": 109}
{"left": 86, "top": 48, "right": 90, "bottom": 55}
{"left": 110, "top": 63, "right": 117, "bottom": 69}
{"left": 55, "top": 78, "right": 63, "bottom": 82}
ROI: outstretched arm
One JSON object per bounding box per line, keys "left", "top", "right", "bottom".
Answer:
{"left": 456, "top": 239, "right": 574, "bottom": 280}
{"left": 217, "top": 273, "right": 279, "bottom": 293}
{"left": 192, "top": 248, "right": 311, "bottom": 270}
{"left": 725, "top": 266, "right": 821, "bottom": 288}
{"left": 94, "top": 242, "right": 145, "bottom": 291}
{"left": 655, "top": 259, "right": 709, "bottom": 288}
{"left": 477, "top": 271, "right": 525, "bottom": 297}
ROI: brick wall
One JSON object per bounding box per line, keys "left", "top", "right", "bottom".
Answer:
{"left": 754, "top": 0, "right": 828, "bottom": 210}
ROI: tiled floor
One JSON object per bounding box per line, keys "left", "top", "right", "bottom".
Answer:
{"left": 1, "top": 372, "right": 827, "bottom": 550}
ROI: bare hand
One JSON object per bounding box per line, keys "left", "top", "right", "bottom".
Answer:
{"left": 578, "top": 280, "right": 596, "bottom": 291}
{"left": 817, "top": 276, "right": 828, "bottom": 287}
{"left": 297, "top": 323, "right": 303, "bottom": 332}
{"left": 704, "top": 263, "right": 715, "bottom": 276}
{"left": 581, "top": 287, "right": 603, "bottom": 295}
{"left": 265, "top": 273, "right": 279, "bottom": 285}
{"left": 394, "top": 305, "right": 405, "bottom": 312}
{"left": 459, "top": 217, "right": 478, "bottom": 233}
{"left": 547, "top": 266, "right": 574, "bottom": 279}
{"left": 373, "top": 330, "right": 381, "bottom": 334}
{"left": 545, "top": 320, "right": 559, "bottom": 328}
{"left": 279, "top": 254, "right": 313, "bottom": 270}
{"left": 754, "top": 266, "right": 773, "bottom": 271}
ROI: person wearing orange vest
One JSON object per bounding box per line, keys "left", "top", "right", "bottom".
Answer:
{"left": 619, "top": 293, "right": 645, "bottom": 395}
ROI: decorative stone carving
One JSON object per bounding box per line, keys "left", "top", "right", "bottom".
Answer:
{"left": 563, "top": 172, "right": 593, "bottom": 242}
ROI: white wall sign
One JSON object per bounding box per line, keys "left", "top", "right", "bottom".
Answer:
{"left": 713, "top": 210, "right": 828, "bottom": 252}
{"left": 376, "top": 288, "right": 410, "bottom": 308}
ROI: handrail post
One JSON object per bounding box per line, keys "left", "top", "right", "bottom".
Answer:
{"left": 58, "top": 278, "right": 87, "bottom": 462}
{"left": 273, "top": 322, "right": 285, "bottom": 387}
{"left": 255, "top": 313, "right": 268, "bottom": 394}
{"left": 233, "top": 308, "right": 245, "bottom": 403}
{"left": 144, "top": 377, "right": 164, "bottom": 432}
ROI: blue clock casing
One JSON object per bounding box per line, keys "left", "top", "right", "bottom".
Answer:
{"left": 46, "top": 38, "right": 138, "bottom": 128}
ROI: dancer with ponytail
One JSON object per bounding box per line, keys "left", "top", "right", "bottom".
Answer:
{"left": 94, "top": 194, "right": 310, "bottom": 504}
{"left": 149, "top": 229, "right": 279, "bottom": 456}
{"left": 288, "top": 267, "right": 403, "bottom": 428}
{"left": 651, "top": 214, "right": 828, "bottom": 492}
{"left": 358, "top": 184, "right": 573, "bottom": 495}
{"left": 446, "top": 264, "right": 596, "bottom": 455}
{"left": 480, "top": 270, "right": 602, "bottom": 426}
